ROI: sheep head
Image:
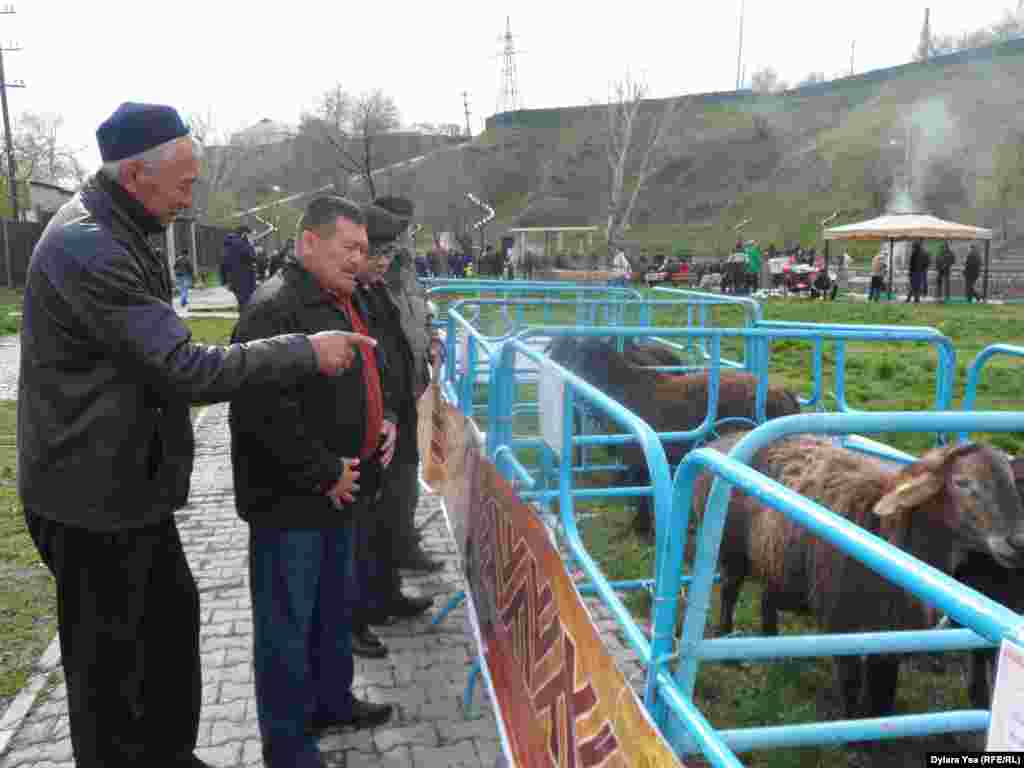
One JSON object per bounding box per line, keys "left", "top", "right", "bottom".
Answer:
{"left": 873, "top": 443, "right": 1024, "bottom": 569}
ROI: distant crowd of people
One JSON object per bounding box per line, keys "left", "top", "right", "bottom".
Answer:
{"left": 868, "top": 239, "right": 983, "bottom": 303}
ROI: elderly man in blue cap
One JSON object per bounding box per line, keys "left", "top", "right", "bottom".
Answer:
{"left": 18, "top": 102, "right": 376, "bottom": 768}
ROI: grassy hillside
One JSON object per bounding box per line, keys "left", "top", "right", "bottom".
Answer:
{"left": 386, "top": 40, "right": 1024, "bottom": 263}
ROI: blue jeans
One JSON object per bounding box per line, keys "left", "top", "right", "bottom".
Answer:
{"left": 249, "top": 525, "right": 355, "bottom": 768}
{"left": 175, "top": 273, "right": 192, "bottom": 307}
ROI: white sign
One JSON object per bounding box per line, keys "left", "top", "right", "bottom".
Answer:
{"left": 538, "top": 358, "right": 566, "bottom": 460}
{"left": 986, "top": 638, "right": 1024, "bottom": 751}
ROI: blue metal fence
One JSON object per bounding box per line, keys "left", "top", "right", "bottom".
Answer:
{"left": 656, "top": 412, "right": 1024, "bottom": 761}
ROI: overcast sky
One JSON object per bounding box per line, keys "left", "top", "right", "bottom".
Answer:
{"left": 9, "top": 0, "right": 1022, "bottom": 176}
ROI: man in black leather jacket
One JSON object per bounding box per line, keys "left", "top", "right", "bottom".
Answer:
{"left": 18, "top": 102, "right": 372, "bottom": 768}
{"left": 229, "top": 196, "right": 396, "bottom": 768}
{"left": 343, "top": 200, "right": 436, "bottom": 662}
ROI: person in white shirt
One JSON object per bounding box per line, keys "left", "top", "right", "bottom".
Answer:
{"left": 611, "top": 249, "right": 631, "bottom": 286}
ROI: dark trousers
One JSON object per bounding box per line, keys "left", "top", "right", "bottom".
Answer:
{"left": 906, "top": 271, "right": 925, "bottom": 302}
{"left": 249, "top": 524, "right": 355, "bottom": 768}
{"left": 936, "top": 269, "right": 951, "bottom": 301}
{"left": 348, "top": 461, "right": 419, "bottom": 625}
{"left": 389, "top": 459, "right": 422, "bottom": 559}
{"left": 966, "top": 273, "right": 980, "bottom": 302}
{"left": 868, "top": 275, "right": 884, "bottom": 301}
{"left": 347, "top": 499, "right": 398, "bottom": 627}
{"left": 24, "top": 509, "right": 201, "bottom": 768}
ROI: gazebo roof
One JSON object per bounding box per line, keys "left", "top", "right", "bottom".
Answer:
{"left": 824, "top": 212, "right": 992, "bottom": 241}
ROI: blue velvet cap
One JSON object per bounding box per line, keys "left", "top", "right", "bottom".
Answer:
{"left": 96, "top": 102, "right": 189, "bottom": 162}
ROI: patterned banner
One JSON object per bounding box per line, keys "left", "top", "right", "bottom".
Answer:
{"left": 418, "top": 381, "right": 686, "bottom": 768}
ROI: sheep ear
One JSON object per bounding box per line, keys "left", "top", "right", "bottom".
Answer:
{"left": 873, "top": 471, "right": 945, "bottom": 517}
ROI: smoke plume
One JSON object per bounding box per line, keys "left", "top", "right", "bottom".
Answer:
{"left": 887, "top": 95, "right": 962, "bottom": 214}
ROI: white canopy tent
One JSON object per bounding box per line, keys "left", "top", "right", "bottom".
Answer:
{"left": 824, "top": 212, "right": 993, "bottom": 300}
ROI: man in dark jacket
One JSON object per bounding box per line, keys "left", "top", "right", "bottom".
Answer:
{"left": 367, "top": 196, "right": 440, "bottom": 572}
{"left": 269, "top": 237, "right": 293, "bottom": 279}
{"left": 229, "top": 196, "right": 394, "bottom": 768}
{"left": 222, "top": 226, "right": 258, "bottom": 308}
{"left": 344, "top": 200, "right": 436, "bottom": 660}
{"left": 965, "top": 243, "right": 983, "bottom": 302}
{"left": 174, "top": 247, "right": 195, "bottom": 310}
{"left": 936, "top": 240, "right": 955, "bottom": 302}
{"left": 907, "top": 239, "right": 927, "bottom": 303}
{"left": 18, "top": 102, "right": 374, "bottom": 768}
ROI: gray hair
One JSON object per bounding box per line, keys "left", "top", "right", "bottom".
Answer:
{"left": 100, "top": 135, "right": 203, "bottom": 180}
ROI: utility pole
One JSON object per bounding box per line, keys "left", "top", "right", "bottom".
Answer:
{"left": 0, "top": 4, "right": 24, "bottom": 223}
{"left": 850, "top": 40, "right": 856, "bottom": 76}
{"left": 735, "top": 0, "right": 746, "bottom": 90}
{"left": 462, "top": 91, "right": 471, "bottom": 139}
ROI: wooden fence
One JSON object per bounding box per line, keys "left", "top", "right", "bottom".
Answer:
{"left": 0, "top": 217, "right": 235, "bottom": 288}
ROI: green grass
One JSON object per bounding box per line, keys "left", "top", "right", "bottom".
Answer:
{"left": 0, "top": 401, "right": 55, "bottom": 705}
{"left": 0, "top": 287, "right": 23, "bottom": 336}
{"left": 0, "top": 316, "right": 235, "bottom": 711}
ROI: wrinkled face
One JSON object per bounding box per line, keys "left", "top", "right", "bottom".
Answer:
{"left": 301, "top": 216, "right": 368, "bottom": 298}
{"left": 122, "top": 138, "right": 200, "bottom": 226}
{"left": 945, "top": 446, "right": 1024, "bottom": 568}
{"left": 366, "top": 241, "right": 398, "bottom": 282}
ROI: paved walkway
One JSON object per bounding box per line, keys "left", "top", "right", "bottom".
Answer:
{"left": 0, "top": 403, "right": 510, "bottom": 768}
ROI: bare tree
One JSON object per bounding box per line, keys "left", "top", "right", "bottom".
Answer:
{"left": 749, "top": 66, "right": 788, "bottom": 94}
{"left": 302, "top": 85, "right": 400, "bottom": 201}
{"left": 604, "top": 76, "right": 683, "bottom": 247}
{"left": 14, "top": 112, "right": 86, "bottom": 187}
{"left": 188, "top": 110, "right": 250, "bottom": 224}
{"left": 982, "top": 131, "right": 1024, "bottom": 241}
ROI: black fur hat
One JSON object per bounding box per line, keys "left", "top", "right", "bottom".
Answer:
{"left": 373, "top": 195, "right": 414, "bottom": 222}
{"left": 365, "top": 195, "right": 414, "bottom": 244}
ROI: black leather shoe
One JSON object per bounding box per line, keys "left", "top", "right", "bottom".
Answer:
{"left": 385, "top": 594, "right": 435, "bottom": 618}
{"left": 309, "top": 698, "right": 393, "bottom": 735}
{"left": 351, "top": 626, "right": 388, "bottom": 659}
{"left": 395, "top": 549, "right": 444, "bottom": 572}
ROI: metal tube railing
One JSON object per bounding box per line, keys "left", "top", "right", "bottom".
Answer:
{"left": 655, "top": 411, "right": 1024, "bottom": 759}
{"left": 959, "top": 343, "right": 1024, "bottom": 441}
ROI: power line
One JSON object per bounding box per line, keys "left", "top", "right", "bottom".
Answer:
{"left": 0, "top": 3, "right": 24, "bottom": 223}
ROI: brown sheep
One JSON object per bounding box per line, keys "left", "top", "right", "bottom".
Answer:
{"left": 548, "top": 336, "right": 800, "bottom": 539}
{"left": 691, "top": 431, "right": 1024, "bottom": 720}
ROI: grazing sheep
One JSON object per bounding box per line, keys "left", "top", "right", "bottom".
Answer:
{"left": 692, "top": 431, "right": 1024, "bottom": 720}
{"left": 548, "top": 336, "right": 800, "bottom": 539}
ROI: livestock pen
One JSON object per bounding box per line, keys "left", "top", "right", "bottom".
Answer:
{"left": 427, "top": 292, "right": 1024, "bottom": 766}
{"left": 486, "top": 338, "right": 1024, "bottom": 763}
